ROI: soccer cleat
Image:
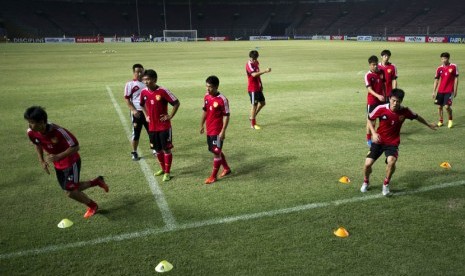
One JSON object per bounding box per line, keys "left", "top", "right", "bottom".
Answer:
{"left": 219, "top": 169, "right": 231, "bottom": 178}
{"left": 367, "top": 140, "right": 372, "bottom": 147}
{"left": 448, "top": 120, "right": 453, "bottom": 128}
{"left": 382, "top": 185, "right": 391, "bottom": 196}
{"left": 360, "top": 182, "right": 369, "bottom": 193}
{"left": 205, "top": 176, "right": 216, "bottom": 184}
{"left": 92, "top": 176, "right": 109, "bottom": 192}
{"left": 131, "top": 152, "right": 140, "bottom": 161}
{"left": 252, "top": 124, "right": 261, "bottom": 130}
{"left": 84, "top": 205, "right": 98, "bottom": 218}
{"left": 437, "top": 121, "right": 443, "bottom": 127}
{"left": 162, "top": 173, "right": 171, "bottom": 182}
{"left": 154, "top": 170, "right": 165, "bottom": 176}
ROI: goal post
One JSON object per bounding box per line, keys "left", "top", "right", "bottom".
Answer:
{"left": 163, "top": 30, "right": 198, "bottom": 42}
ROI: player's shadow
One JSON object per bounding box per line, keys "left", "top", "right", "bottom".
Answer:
{"left": 97, "top": 194, "right": 162, "bottom": 222}
{"left": 393, "top": 169, "right": 465, "bottom": 194}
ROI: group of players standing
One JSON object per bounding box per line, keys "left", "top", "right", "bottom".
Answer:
{"left": 23, "top": 50, "right": 272, "bottom": 218}
{"left": 362, "top": 50, "right": 459, "bottom": 196}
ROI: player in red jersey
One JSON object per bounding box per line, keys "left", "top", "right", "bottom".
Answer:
{"left": 124, "top": 63, "right": 150, "bottom": 161}
{"left": 140, "top": 69, "right": 180, "bottom": 182}
{"left": 433, "top": 52, "right": 459, "bottom": 128}
{"left": 360, "top": 89, "right": 437, "bottom": 196}
{"left": 24, "top": 106, "right": 108, "bottom": 218}
{"left": 200, "top": 75, "right": 231, "bottom": 184}
{"left": 246, "top": 50, "right": 271, "bottom": 130}
{"left": 364, "top": 55, "right": 385, "bottom": 146}
{"left": 378, "top": 49, "right": 398, "bottom": 98}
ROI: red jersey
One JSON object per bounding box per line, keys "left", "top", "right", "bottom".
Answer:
{"left": 246, "top": 60, "right": 262, "bottom": 92}
{"left": 27, "top": 123, "right": 80, "bottom": 170}
{"left": 435, "top": 63, "right": 459, "bottom": 93}
{"left": 365, "top": 69, "right": 385, "bottom": 105}
{"left": 368, "top": 104, "right": 418, "bottom": 146}
{"left": 140, "top": 86, "right": 179, "bottom": 132}
{"left": 203, "top": 92, "right": 230, "bottom": 136}
{"left": 124, "top": 79, "right": 146, "bottom": 111}
{"left": 378, "top": 62, "right": 397, "bottom": 97}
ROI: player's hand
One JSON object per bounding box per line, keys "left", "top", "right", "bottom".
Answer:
{"left": 132, "top": 110, "right": 140, "bottom": 118}
{"left": 377, "top": 95, "right": 385, "bottom": 102}
{"left": 371, "top": 133, "right": 380, "bottom": 143}
{"left": 146, "top": 116, "right": 150, "bottom": 123}
{"left": 46, "top": 154, "right": 60, "bottom": 163}
{"left": 200, "top": 127, "right": 204, "bottom": 134}
{"left": 432, "top": 92, "right": 436, "bottom": 99}
{"left": 429, "top": 123, "right": 438, "bottom": 130}
{"left": 219, "top": 131, "right": 225, "bottom": 140}
{"left": 41, "top": 161, "right": 50, "bottom": 175}
{"left": 266, "top": 68, "right": 271, "bottom": 73}
{"left": 160, "top": 114, "right": 171, "bottom": 122}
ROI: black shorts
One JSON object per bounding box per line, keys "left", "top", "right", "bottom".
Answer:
{"left": 434, "top": 93, "right": 453, "bottom": 106}
{"left": 55, "top": 159, "right": 81, "bottom": 191}
{"left": 131, "top": 111, "right": 149, "bottom": 141}
{"left": 149, "top": 129, "right": 173, "bottom": 152}
{"left": 366, "top": 143, "right": 398, "bottom": 162}
{"left": 366, "top": 103, "right": 382, "bottom": 118}
{"left": 249, "top": 91, "right": 265, "bottom": 105}
{"left": 207, "top": 135, "right": 223, "bottom": 154}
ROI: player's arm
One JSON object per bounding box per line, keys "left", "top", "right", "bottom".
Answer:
{"left": 392, "top": 78, "right": 397, "bottom": 90}
{"left": 200, "top": 111, "right": 207, "bottom": 134}
{"left": 47, "top": 145, "right": 80, "bottom": 163}
{"left": 454, "top": 76, "right": 459, "bottom": 97}
{"left": 415, "top": 114, "right": 438, "bottom": 130}
{"left": 161, "top": 100, "right": 180, "bottom": 122}
{"left": 33, "top": 144, "right": 50, "bottom": 174}
{"left": 367, "top": 86, "right": 384, "bottom": 102}
{"left": 251, "top": 68, "right": 271, "bottom": 78}
{"left": 432, "top": 78, "right": 439, "bottom": 99}
{"left": 366, "top": 118, "right": 379, "bottom": 143}
{"left": 124, "top": 97, "right": 140, "bottom": 118}
{"left": 219, "top": 115, "right": 230, "bottom": 141}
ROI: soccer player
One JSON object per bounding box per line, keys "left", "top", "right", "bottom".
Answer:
{"left": 378, "top": 49, "right": 398, "bottom": 98}
{"left": 433, "top": 52, "right": 459, "bottom": 128}
{"left": 364, "top": 55, "right": 385, "bottom": 146}
{"left": 246, "top": 50, "right": 271, "bottom": 130}
{"left": 24, "top": 106, "right": 109, "bottom": 218}
{"left": 200, "top": 75, "right": 231, "bottom": 184}
{"left": 124, "top": 63, "right": 150, "bottom": 161}
{"left": 140, "top": 69, "right": 180, "bottom": 181}
{"left": 360, "top": 89, "right": 437, "bottom": 196}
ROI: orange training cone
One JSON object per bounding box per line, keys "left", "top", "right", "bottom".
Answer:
{"left": 338, "top": 176, "right": 351, "bottom": 184}
{"left": 440, "top": 162, "right": 451, "bottom": 169}
{"left": 333, "top": 227, "right": 349, "bottom": 238}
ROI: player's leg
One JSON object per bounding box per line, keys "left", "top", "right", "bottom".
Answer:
{"left": 249, "top": 92, "right": 260, "bottom": 129}
{"left": 131, "top": 114, "right": 143, "bottom": 160}
{"left": 445, "top": 94, "right": 453, "bottom": 128}
{"left": 382, "top": 146, "right": 398, "bottom": 196}
{"left": 435, "top": 93, "right": 444, "bottom": 126}
{"left": 151, "top": 132, "right": 165, "bottom": 176}
{"left": 160, "top": 129, "right": 174, "bottom": 181}
{"left": 205, "top": 135, "right": 221, "bottom": 184}
{"left": 361, "top": 143, "right": 382, "bottom": 192}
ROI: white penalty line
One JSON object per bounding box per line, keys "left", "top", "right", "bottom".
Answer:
{"left": 1, "top": 179, "right": 464, "bottom": 260}
{"left": 106, "top": 85, "right": 177, "bottom": 229}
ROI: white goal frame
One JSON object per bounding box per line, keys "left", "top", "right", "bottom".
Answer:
{"left": 163, "top": 30, "right": 198, "bottom": 42}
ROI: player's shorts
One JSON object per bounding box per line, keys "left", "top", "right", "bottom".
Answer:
{"left": 249, "top": 91, "right": 265, "bottom": 105}
{"left": 131, "top": 111, "right": 149, "bottom": 141}
{"left": 366, "top": 143, "right": 398, "bottom": 163}
{"left": 434, "top": 93, "right": 453, "bottom": 106}
{"left": 366, "top": 103, "right": 383, "bottom": 119}
{"left": 55, "top": 159, "right": 81, "bottom": 191}
{"left": 149, "top": 129, "right": 173, "bottom": 152}
{"left": 207, "top": 135, "right": 223, "bottom": 154}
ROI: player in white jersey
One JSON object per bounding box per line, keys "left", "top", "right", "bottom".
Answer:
{"left": 124, "top": 64, "right": 150, "bottom": 160}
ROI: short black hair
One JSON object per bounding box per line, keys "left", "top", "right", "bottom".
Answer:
{"left": 249, "top": 50, "right": 259, "bottom": 59}
{"left": 381, "top": 49, "right": 391, "bottom": 57}
{"left": 133, "top": 63, "right": 144, "bottom": 71}
{"left": 440, "top": 52, "right": 450, "bottom": 58}
{"left": 390, "top": 88, "right": 405, "bottom": 101}
{"left": 143, "top": 69, "right": 157, "bottom": 79}
{"left": 206, "top": 75, "right": 220, "bottom": 87}
{"left": 24, "top": 106, "right": 47, "bottom": 122}
{"left": 368, "top": 55, "right": 378, "bottom": 64}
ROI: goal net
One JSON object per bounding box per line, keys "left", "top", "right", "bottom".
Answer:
{"left": 163, "top": 30, "right": 198, "bottom": 42}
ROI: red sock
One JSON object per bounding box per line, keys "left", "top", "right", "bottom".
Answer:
{"left": 87, "top": 201, "right": 97, "bottom": 209}
{"left": 251, "top": 118, "right": 256, "bottom": 126}
{"left": 366, "top": 134, "right": 371, "bottom": 141}
{"left": 156, "top": 152, "right": 165, "bottom": 171}
{"left": 439, "top": 119, "right": 443, "bottom": 123}
{"left": 364, "top": 177, "right": 369, "bottom": 184}
{"left": 211, "top": 157, "right": 221, "bottom": 178}
{"left": 164, "top": 153, "right": 172, "bottom": 174}
{"left": 383, "top": 177, "right": 390, "bottom": 186}
{"left": 221, "top": 152, "right": 230, "bottom": 171}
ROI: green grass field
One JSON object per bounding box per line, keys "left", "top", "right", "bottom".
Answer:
{"left": 1, "top": 40, "right": 464, "bottom": 275}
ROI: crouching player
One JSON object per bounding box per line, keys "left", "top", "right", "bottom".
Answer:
{"left": 200, "top": 76, "right": 231, "bottom": 184}
{"left": 361, "top": 89, "right": 437, "bottom": 196}
{"left": 25, "top": 106, "right": 108, "bottom": 218}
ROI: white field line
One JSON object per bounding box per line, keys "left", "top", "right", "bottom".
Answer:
{"left": 1, "top": 179, "right": 464, "bottom": 260}
{"left": 105, "top": 85, "right": 177, "bottom": 229}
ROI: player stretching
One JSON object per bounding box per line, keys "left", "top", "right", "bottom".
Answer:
{"left": 200, "top": 76, "right": 231, "bottom": 184}
{"left": 246, "top": 50, "right": 271, "bottom": 130}
{"left": 433, "top": 52, "right": 459, "bottom": 128}
{"left": 364, "top": 55, "right": 385, "bottom": 146}
{"left": 140, "top": 69, "right": 180, "bottom": 181}
{"left": 361, "top": 89, "right": 437, "bottom": 196}
{"left": 25, "top": 106, "right": 108, "bottom": 218}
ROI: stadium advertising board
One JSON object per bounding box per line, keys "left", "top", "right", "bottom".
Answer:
{"left": 104, "top": 37, "right": 131, "bottom": 43}
{"left": 312, "top": 35, "right": 330, "bottom": 40}
{"left": 293, "top": 36, "right": 312, "bottom": 40}
{"left": 249, "top": 36, "right": 272, "bottom": 40}
{"left": 45, "top": 37, "right": 76, "bottom": 43}
{"left": 13, "top": 38, "right": 45, "bottom": 43}
{"left": 206, "top": 36, "right": 230, "bottom": 41}
{"left": 330, "top": 36, "right": 344, "bottom": 40}
{"left": 271, "top": 36, "right": 289, "bottom": 40}
{"left": 426, "top": 36, "right": 448, "bottom": 43}
{"left": 357, "top": 36, "right": 372, "bottom": 42}
{"left": 449, "top": 36, "right": 465, "bottom": 43}
{"left": 405, "top": 36, "right": 426, "bottom": 43}
{"left": 387, "top": 36, "right": 405, "bottom": 42}
{"left": 345, "top": 36, "right": 357, "bottom": 41}
{"left": 371, "top": 36, "right": 387, "bottom": 41}
{"left": 75, "top": 36, "right": 103, "bottom": 43}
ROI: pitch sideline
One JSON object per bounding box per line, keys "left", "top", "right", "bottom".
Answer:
{"left": 1, "top": 179, "right": 464, "bottom": 260}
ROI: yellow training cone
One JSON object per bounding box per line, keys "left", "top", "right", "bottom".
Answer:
{"left": 155, "top": 260, "right": 173, "bottom": 273}
{"left": 440, "top": 162, "right": 451, "bottom": 169}
{"left": 333, "top": 227, "right": 349, "bottom": 238}
{"left": 57, "top": 218, "right": 73, "bottom": 228}
{"left": 339, "top": 176, "right": 351, "bottom": 184}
